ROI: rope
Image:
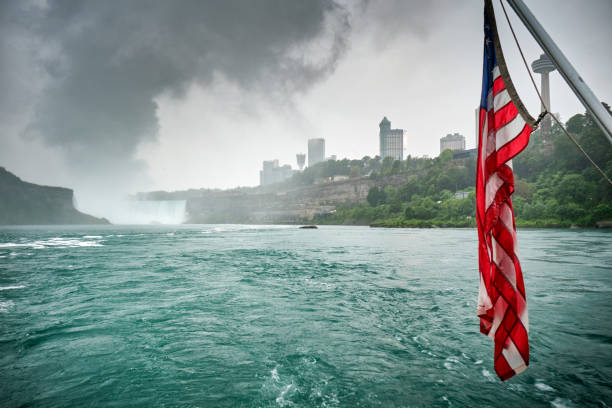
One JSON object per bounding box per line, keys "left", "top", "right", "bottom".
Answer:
{"left": 499, "top": 0, "right": 612, "bottom": 185}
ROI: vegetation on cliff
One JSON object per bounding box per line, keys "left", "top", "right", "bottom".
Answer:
{"left": 313, "top": 108, "right": 612, "bottom": 228}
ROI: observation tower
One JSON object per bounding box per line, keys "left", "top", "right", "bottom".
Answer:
{"left": 531, "top": 53, "right": 556, "bottom": 141}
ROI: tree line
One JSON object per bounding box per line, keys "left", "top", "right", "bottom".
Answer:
{"left": 313, "top": 106, "right": 612, "bottom": 228}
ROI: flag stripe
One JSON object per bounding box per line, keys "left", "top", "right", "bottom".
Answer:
{"left": 493, "top": 77, "right": 505, "bottom": 95}
{"left": 496, "top": 115, "right": 527, "bottom": 150}
{"left": 493, "top": 89, "right": 512, "bottom": 112}
{"left": 476, "top": 0, "right": 531, "bottom": 381}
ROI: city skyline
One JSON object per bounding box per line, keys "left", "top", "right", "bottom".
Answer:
{"left": 1, "top": 0, "right": 610, "bottom": 216}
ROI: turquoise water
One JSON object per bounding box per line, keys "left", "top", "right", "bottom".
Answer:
{"left": 0, "top": 225, "right": 610, "bottom": 407}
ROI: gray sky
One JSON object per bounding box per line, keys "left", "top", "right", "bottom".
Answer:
{"left": 1, "top": 0, "right": 611, "bottom": 216}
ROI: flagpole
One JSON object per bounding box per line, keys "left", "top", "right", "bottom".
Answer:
{"left": 505, "top": 0, "right": 612, "bottom": 145}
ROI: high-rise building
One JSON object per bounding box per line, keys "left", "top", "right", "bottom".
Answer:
{"left": 440, "top": 133, "right": 466, "bottom": 154}
{"left": 260, "top": 160, "right": 293, "bottom": 186}
{"left": 379, "top": 117, "right": 404, "bottom": 160}
{"left": 296, "top": 153, "right": 306, "bottom": 171}
{"left": 308, "top": 138, "right": 325, "bottom": 167}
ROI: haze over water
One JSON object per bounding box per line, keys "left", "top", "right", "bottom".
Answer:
{"left": 0, "top": 226, "right": 610, "bottom": 407}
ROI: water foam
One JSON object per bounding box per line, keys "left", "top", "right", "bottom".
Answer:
{"left": 0, "top": 285, "right": 25, "bottom": 291}
{"left": 551, "top": 397, "right": 576, "bottom": 408}
{"left": 0, "top": 237, "right": 103, "bottom": 249}
{"left": 0, "top": 300, "right": 15, "bottom": 312}
{"left": 535, "top": 381, "right": 555, "bottom": 392}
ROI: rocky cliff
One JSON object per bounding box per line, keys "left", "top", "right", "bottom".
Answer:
{"left": 170, "top": 171, "right": 424, "bottom": 224}
{"left": 0, "top": 167, "right": 109, "bottom": 225}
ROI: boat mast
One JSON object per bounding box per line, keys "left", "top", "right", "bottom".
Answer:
{"left": 505, "top": 0, "right": 612, "bottom": 145}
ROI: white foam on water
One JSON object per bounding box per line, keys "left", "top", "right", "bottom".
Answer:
{"left": 275, "top": 383, "right": 293, "bottom": 406}
{"left": 551, "top": 397, "right": 576, "bottom": 408}
{"left": 481, "top": 368, "right": 495, "bottom": 382}
{"left": 474, "top": 360, "right": 483, "bottom": 365}
{"left": 535, "top": 381, "right": 555, "bottom": 392}
{"left": 444, "top": 356, "right": 460, "bottom": 370}
{"left": 38, "top": 238, "right": 104, "bottom": 248}
{"left": 0, "top": 285, "right": 25, "bottom": 291}
{"left": 0, "top": 243, "right": 26, "bottom": 248}
{"left": 0, "top": 237, "right": 104, "bottom": 250}
{"left": 507, "top": 384, "right": 524, "bottom": 392}
{"left": 271, "top": 367, "right": 280, "bottom": 382}
{"left": 83, "top": 235, "right": 102, "bottom": 239}
{"left": 0, "top": 300, "right": 15, "bottom": 312}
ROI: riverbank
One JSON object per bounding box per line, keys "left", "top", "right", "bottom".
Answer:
{"left": 366, "top": 218, "right": 603, "bottom": 229}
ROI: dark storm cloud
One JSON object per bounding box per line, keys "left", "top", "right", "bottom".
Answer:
{"left": 3, "top": 0, "right": 351, "bottom": 169}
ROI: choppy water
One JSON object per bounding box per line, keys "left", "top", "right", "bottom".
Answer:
{"left": 0, "top": 225, "right": 610, "bottom": 407}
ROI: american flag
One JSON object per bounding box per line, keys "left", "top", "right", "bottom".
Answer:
{"left": 476, "top": 0, "right": 535, "bottom": 381}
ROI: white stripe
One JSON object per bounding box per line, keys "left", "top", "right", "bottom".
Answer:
{"left": 517, "top": 293, "right": 529, "bottom": 332}
{"left": 502, "top": 340, "right": 527, "bottom": 372}
{"left": 485, "top": 172, "right": 504, "bottom": 210}
{"left": 488, "top": 296, "right": 507, "bottom": 340}
{"left": 494, "top": 89, "right": 511, "bottom": 112}
{"left": 493, "top": 66, "right": 501, "bottom": 80}
{"left": 496, "top": 115, "right": 526, "bottom": 150}
{"left": 500, "top": 202, "right": 514, "bottom": 231}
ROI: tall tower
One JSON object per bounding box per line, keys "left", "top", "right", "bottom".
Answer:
{"left": 296, "top": 153, "right": 306, "bottom": 171}
{"left": 307, "top": 138, "right": 325, "bottom": 167}
{"left": 531, "top": 53, "right": 556, "bottom": 141}
{"left": 379, "top": 116, "right": 403, "bottom": 160}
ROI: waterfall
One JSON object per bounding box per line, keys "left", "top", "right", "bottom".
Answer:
{"left": 107, "top": 199, "right": 187, "bottom": 225}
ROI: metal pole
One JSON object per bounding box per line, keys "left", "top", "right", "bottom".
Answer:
{"left": 505, "top": 0, "right": 612, "bottom": 145}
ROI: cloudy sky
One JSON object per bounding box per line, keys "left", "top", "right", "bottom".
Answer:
{"left": 1, "top": 0, "right": 611, "bottom": 215}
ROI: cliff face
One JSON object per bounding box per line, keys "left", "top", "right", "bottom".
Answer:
{"left": 183, "top": 171, "right": 425, "bottom": 224}
{"left": 0, "top": 167, "right": 109, "bottom": 225}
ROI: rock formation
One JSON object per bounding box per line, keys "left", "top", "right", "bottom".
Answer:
{"left": 0, "top": 167, "right": 109, "bottom": 225}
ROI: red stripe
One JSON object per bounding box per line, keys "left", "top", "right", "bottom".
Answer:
{"left": 496, "top": 124, "right": 532, "bottom": 165}
{"left": 494, "top": 102, "right": 518, "bottom": 130}
{"left": 493, "top": 77, "right": 505, "bottom": 95}
{"left": 511, "top": 322, "right": 530, "bottom": 364}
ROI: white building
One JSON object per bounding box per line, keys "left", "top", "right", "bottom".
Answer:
{"left": 308, "top": 138, "right": 325, "bottom": 167}
{"left": 379, "top": 117, "right": 404, "bottom": 161}
{"left": 440, "top": 133, "right": 466, "bottom": 154}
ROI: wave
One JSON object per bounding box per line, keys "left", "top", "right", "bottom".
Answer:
{"left": 0, "top": 300, "right": 14, "bottom": 312}
{"left": 0, "top": 237, "right": 104, "bottom": 249}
